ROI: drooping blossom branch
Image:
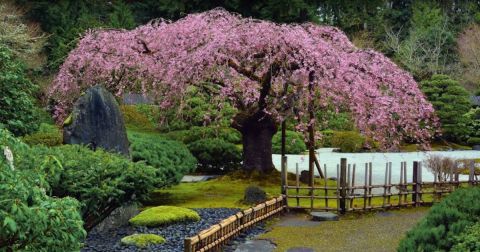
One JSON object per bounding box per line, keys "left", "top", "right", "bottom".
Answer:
{"left": 49, "top": 8, "right": 438, "bottom": 150}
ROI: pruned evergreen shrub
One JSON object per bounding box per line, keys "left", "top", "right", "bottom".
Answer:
{"left": 398, "top": 187, "right": 480, "bottom": 252}
{"left": 187, "top": 138, "right": 241, "bottom": 174}
{"left": 272, "top": 130, "right": 306, "bottom": 154}
{"left": 129, "top": 131, "right": 197, "bottom": 183}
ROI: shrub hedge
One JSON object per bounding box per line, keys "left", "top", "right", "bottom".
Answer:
{"left": 0, "top": 129, "right": 86, "bottom": 251}
{"left": 128, "top": 131, "right": 197, "bottom": 183}
{"left": 187, "top": 138, "right": 242, "bottom": 174}
{"left": 398, "top": 187, "right": 480, "bottom": 251}
{"left": 272, "top": 130, "right": 306, "bottom": 154}
{"left": 120, "top": 105, "right": 155, "bottom": 131}
{"left": 165, "top": 126, "right": 241, "bottom": 145}
{"left": 451, "top": 222, "right": 480, "bottom": 252}
{"left": 22, "top": 123, "right": 63, "bottom": 146}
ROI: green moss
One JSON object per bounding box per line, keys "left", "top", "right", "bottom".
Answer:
{"left": 260, "top": 208, "right": 428, "bottom": 252}
{"left": 63, "top": 114, "right": 72, "bottom": 126}
{"left": 129, "top": 206, "right": 200, "bottom": 227}
{"left": 121, "top": 234, "right": 166, "bottom": 247}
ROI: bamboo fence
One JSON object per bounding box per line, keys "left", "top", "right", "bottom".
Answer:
{"left": 284, "top": 158, "right": 480, "bottom": 212}
{"left": 184, "top": 195, "right": 286, "bottom": 252}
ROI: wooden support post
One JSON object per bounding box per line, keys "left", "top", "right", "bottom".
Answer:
{"left": 324, "top": 164, "right": 328, "bottom": 209}
{"left": 281, "top": 156, "right": 287, "bottom": 195}
{"left": 296, "top": 163, "right": 300, "bottom": 207}
{"left": 340, "top": 158, "right": 347, "bottom": 214}
{"left": 469, "top": 160, "right": 475, "bottom": 185}
{"left": 412, "top": 161, "right": 422, "bottom": 206}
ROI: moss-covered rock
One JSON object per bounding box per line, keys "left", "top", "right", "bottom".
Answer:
{"left": 121, "top": 234, "right": 165, "bottom": 247}
{"left": 129, "top": 206, "right": 200, "bottom": 227}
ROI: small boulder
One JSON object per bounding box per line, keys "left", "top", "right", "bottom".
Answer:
{"left": 63, "top": 85, "right": 130, "bottom": 156}
{"left": 299, "top": 170, "right": 310, "bottom": 184}
{"left": 243, "top": 185, "right": 267, "bottom": 205}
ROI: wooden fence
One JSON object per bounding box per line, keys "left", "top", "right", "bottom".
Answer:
{"left": 283, "top": 158, "right": 480, "bottom": 213}
{"left": 184, "top": 195, "right": 286, "bottom": 252}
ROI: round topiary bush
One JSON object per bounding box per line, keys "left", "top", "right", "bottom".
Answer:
{"left": 121, "top": 234, "right": 166, "bottom": 248}
{"left": 187, "top": 138, "right": 242, "bottom": 174}
{"left": 128, "top": 131, "right": 197, "bottom": 183}
{"left": 129, "top": 206, "right": 200, "bottom": 227}
{"left": 272, "top": 130, "right": 306, "bottom": 154}
{"left": 331, "top": 131, "right": 365, "bottom": 152}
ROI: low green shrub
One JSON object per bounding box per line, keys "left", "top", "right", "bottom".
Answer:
{"left": 0, "top": 129, "right": 86, "bottom": 251}
{"left": 0, "top": 45, "right": 40, "bottom": 136}
{"left": 22, "top": 123, "right": 63, "bottom": 146}
{"left": 121, "top": 234, "right": 166, "bottom": 248}
{"left": 331, "top": 131, "right": 365, "bottom": 152}
{"left": 120, "top": 105, "right": 155, "bottom": 131}
{"left": 451, "top": 222, "right": 480, "bottom": 252}
{"left": 398, "top": 187, "right": 480, "bottom": 251}
{"left": 467, "top": 137, "right": 480, "bottom": 146}
{"left": 187, "top": 138, "right": 242, "bottom": 174}
{"left": 165, "top": 126, "right": 241, "bottom": 145}
{"left": 128, "top": 131, "right": 197, "bottom": 183}
{"left": 129, "top": 206, "right": 200, "bottom": 227}
{"left": 272, "top": 130, "right": 306, "bottom": 154}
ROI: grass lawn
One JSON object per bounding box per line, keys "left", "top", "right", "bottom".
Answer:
{"left": 260, "top": 207, "right": 429, "bottom": 252}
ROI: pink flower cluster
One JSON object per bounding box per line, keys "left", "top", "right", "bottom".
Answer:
{"left": 49, "top": 8, "right": 438, "bottom": 150}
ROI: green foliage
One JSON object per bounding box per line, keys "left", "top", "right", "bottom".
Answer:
{"left": 467, "top": 137, "right": 480, "bottom": 146}
{"left": 129, "top": 206, "right": 200, "bottom": 227}
{"left": 331, "top": 131, "right": 365, "bottom": 152}
{"left": 451, "top": 222, "right": 480, "bottom": 252}
{"left": 0, "top": 46, "right": 40, "bottom": 136}
{"left": 120, "top": 105, "right": 156, "bottom": 131}
{"left": 158, "top": 87, "right": 237, "bottom": 132}
{"left": 128, "top": 131, "right": 196, "bottom": 184}
{"left": 108, "top": 1, "right": 136, "bottom": 29}
{"left": 165, "top": 126, "right": 241, "bottom": 145}
{"left": 0, "top": 129, "right": 86, "bottom": 251}
{"left": 420, "top": 75, "right": 472, "bottom": 142}
{"left": 272, "top": 130, "right": 306, "bottom": 154}
{"left": 187, "top": 138, "right": 242, "bottom": 174}
{"left": 22, "top": 123, "right": 63, "bottom": 146}
{"left": 121, "top": 234, "right": 166, "bottom": 248}
{"left": 398, "top": 187, "right": 480, "bottom": 252}
{"left": 12, "top": 142, "right": 162, "bottom": 231}
{"left": 385, "top": 2, "right": 456, "bottom": 79}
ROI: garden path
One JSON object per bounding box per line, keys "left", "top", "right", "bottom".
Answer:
{"left": 254, "top": 207, "right": 428, "bottom": 252}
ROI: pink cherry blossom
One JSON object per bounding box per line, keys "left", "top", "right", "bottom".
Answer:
{"left": 49, "top": 8, "right": 438, "bottom": 150}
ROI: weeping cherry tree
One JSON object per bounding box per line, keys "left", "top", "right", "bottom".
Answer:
{"left": 49, "top": 8, "right": 438, "bottom": 173}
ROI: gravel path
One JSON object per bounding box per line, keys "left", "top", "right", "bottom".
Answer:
{"left": 82, "top": 208, "right": 267, "bottom": 252}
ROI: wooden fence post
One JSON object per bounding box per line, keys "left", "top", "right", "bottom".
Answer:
{"left": 184, "top": 238, "right": 193, "bottom": 252}
{"left": 469, "top": 160, "right": 475, "bottom": 185}
{"left": 281, "top": 156, "right": 287, "bottom": 194}
{"left": 412, "top": 161, "right": 422, "bottom": 206}
{"left": 340, "top": 158, "right": 347, "bottom": 214}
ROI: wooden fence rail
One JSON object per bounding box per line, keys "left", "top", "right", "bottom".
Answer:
{"left": 283, "top": 158, "right": 480, "bottom": 212}
{"left": 184, "top": 195, "right": 286, "bottom": 252}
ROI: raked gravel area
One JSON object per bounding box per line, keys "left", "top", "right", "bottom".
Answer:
{"left": 82, "top": 208, "right": 267, "bottom": 252}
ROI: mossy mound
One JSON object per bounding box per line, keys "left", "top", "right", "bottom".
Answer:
{"left": 129, "top": 206, "right": 200, "bottom": 227}
{"left": 121, "top": 234, "right": 166, "bottom": 247}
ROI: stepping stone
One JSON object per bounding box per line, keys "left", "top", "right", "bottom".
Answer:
{"left": 234, "top": 240, "right": 275, "bottom": 252}
{"left": 310, "top": 211, "right": 339, "bottom": 221}
{"left": 287, "top": 247, "right": 315, "bottom": 252}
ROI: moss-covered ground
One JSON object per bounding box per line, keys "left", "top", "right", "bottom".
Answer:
{"left": 260, "top": 207, "right": 429, "bottom": 252}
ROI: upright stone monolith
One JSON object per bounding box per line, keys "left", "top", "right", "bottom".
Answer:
{"left": 63, "top": 85, "right": 129, "bottom": 156}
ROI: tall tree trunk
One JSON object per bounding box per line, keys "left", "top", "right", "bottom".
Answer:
{"left": 232, "top": 111, "right": 277, "bottom": 173}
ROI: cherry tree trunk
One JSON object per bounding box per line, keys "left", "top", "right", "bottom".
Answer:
{"left": 233, "top": 111, "right": 278, "bottom": 173}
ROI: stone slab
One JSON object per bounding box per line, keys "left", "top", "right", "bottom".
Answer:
{"left": 310, "top": 211, "right": 339, "bottom": 221}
